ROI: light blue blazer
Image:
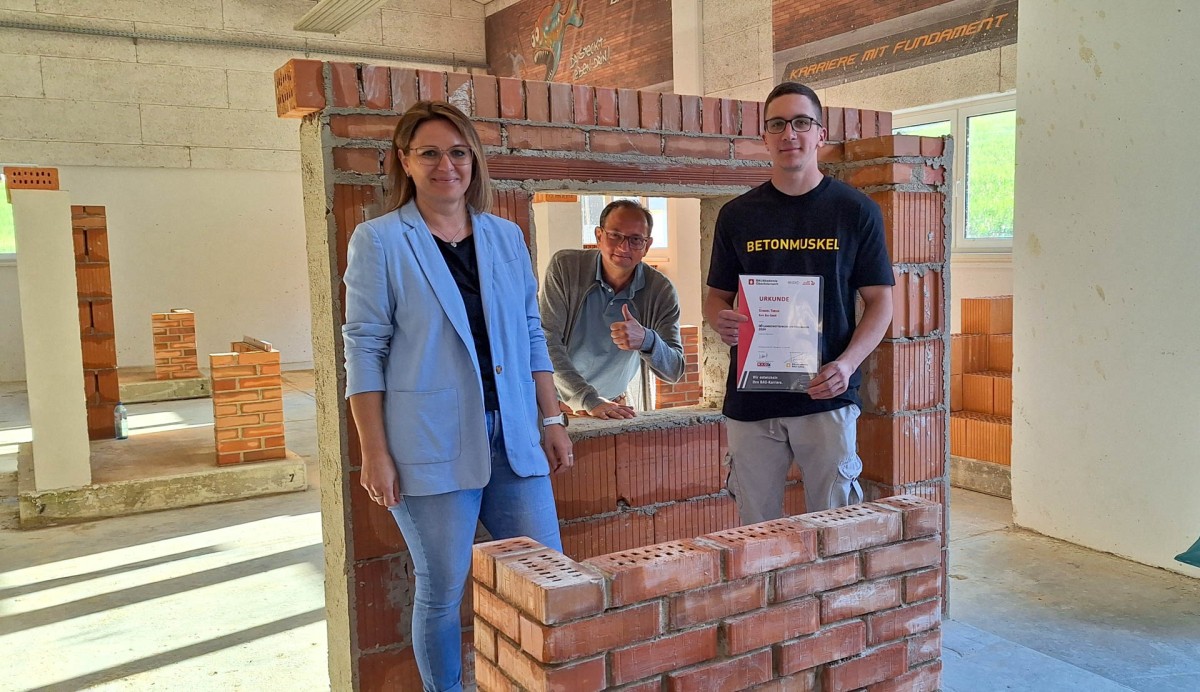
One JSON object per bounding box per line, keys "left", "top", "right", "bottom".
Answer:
{"left": 342, "top": 201, "right": 553, "bottom": 496}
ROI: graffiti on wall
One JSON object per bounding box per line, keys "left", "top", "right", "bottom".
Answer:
{"left": 486, "top": 0, "right": 672, "bottom": 90}
{"left": 531, "top": 0, "right": 584, "bottom": 81}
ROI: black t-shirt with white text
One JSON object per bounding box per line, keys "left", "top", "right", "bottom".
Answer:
{"left": 707, "top": 176, "right": 894, "bottom": 421}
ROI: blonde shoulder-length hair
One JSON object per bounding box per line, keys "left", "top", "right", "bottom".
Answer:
{"left": 383, "top": 100, "right": 493, "bottom": 214}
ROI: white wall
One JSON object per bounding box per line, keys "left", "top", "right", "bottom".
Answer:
{"left": 0, "top": 2, "right": 484, "bottom": 378}
{"left": 532, "top": 200, "right": 584, "bottom": 281}
{"left": 59, "top": 166, "right": 311, "bottom": 369}
{"left": 0, "top": 265, "right": 24, "bottom": 381}
{"left": 1011, "top": 0, "right": 1200, "bottom": 577}
{"left": 949, "top": 257, "right": 1012, "bottom": 333}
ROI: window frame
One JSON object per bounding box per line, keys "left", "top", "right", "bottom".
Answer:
{"left": 893, "top": 92, "right": 1016, "bottom": 254}
{"left": 579, "top": 193, "right": 670, "bottom": 261}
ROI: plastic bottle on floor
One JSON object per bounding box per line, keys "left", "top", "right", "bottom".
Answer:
{"left": 114, "top": 402, "right": 129, "bottom": 440}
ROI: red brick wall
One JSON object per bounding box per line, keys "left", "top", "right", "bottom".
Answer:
{"left": 209, "top": 341, "right": 285, "bottom": 465}
{"left": 773, "top": 0, "right": 956, "bottom": 53}
{"left": 73, "top": 205, "right": 118, "bottom": 440}
{"left": 655, "top": 325, "right": 701, "bottom": 408}
{"left": 277, "top": 60, "right": 947, "bottom": 691}
{"left": 485, "top": 0, "right": 673, "bottom": 88}
{"left": 151, "top": 309, "right": 201, "bottom": 380}
{"left": 474, "top": 496, "right": 942, "bottom": 691}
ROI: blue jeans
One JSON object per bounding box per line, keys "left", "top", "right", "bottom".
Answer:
{"left": 389, "top": 412, "right": 562, "bottom": 692}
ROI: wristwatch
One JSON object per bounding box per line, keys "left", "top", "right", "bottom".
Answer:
{"left": 541, "top": 413, "right": 568, "bottom": 428}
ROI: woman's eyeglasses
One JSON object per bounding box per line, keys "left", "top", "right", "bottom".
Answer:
{"left": 407, "top": 146, "right": 473, "bottom": 166}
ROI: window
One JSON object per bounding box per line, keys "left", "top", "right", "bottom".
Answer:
{"left": 894, "top": 93, "right": 1015, "bottom": 253}
{"left": 0, "top": 170, "right": 16, "bottom": 260}
{"left": 579, "top": 194, "right": 669, "bottom": 256}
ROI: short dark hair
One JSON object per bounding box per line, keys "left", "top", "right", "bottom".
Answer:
{"left": 598, "top": 199, "right": 653, "bottom": 233}
{"left": 764, "top": 82, "right": 823, "bottom": 123}
{"left": 384, "top": 100, "right": 492, "bottom": 213}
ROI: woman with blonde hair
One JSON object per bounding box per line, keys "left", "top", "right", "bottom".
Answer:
{"left": 342, "top": 100, "right": 571, "bottom": 692}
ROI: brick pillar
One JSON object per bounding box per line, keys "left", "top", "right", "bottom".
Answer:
{"left": 152, "top": 309, "right": 201, "bottom": 379}
{"left": 655, "top": 325, "right": 702, "bottom": 408}
{"left": 73, "top": 205, "right": 119, "bottom": 440}
{"left": 209, "top": 339, "right": 285, "bottom": 465}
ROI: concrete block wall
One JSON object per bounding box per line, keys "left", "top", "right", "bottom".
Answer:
{"left": 0, "top": 4, "right": 484, "bottom": 171}
{"left": 151, "top": 309, "right": 201, "bottom": 380}
{"left": 73, "top": 205, "right": 119, "bottom": 439}
{"left": 473, "top": 496, "right": 942, "bottom": 691}
{"left": 208, "top": 340, "right": 285, "bottom": 465}
{"left": 950, "top": 296, "right": 1013, "bottom": 465}
{"left": 0, "top": 3, "right": 486, "bottom": 381}
{"left": 654, "top": 325, "right": 702, "bottom": 409}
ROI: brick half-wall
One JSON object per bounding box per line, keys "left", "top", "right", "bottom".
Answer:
{"left": 655, "top": 325, "right": 702, "bottom": 409}
{"left": 474, "top": 496, "right": 942, "bottom": 691}
{"left": 73, "top": 205, "right": 118, "bottom": 440}
{"left": 277, "top": 60, "right": 949, "bottom": 691}
{"left": 152, "top": 309, "right": 201, "bottom": 379}
{"left": 209, "top": 342, "right": 285, "bottom": 465}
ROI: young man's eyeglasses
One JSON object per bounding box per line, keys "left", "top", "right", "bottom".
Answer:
{"left": 407, "top": 146, "right": 473, "bottom": 166}
{"left": 599, "top": 228, "right": 650, "bottom": 250}
{"left": 763, "top": 116, "right": 821, "bottom": 134}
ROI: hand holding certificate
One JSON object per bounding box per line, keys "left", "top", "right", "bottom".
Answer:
{"left": 736, "top": 274, "right": 823, "bottom": 392}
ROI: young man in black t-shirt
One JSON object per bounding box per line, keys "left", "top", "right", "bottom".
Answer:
{"left": 704, "top": 82, "right": 894, "bottom": 523}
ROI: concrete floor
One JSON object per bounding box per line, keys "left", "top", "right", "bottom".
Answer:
{"left": 1, "top": 375, "right": 1197, "bottom": 691}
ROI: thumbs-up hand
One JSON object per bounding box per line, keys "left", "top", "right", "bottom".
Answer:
{"left": 610, "top": 303, "right": 647, "bottom": 351}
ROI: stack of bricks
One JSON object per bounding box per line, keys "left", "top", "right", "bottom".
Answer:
{"left": 473, "top": 496, "right": 942, "bottom": 691}
{"left": 950, "top": 296, "right": 1013, "bottom": 465}
{"left": 824, "top": 135, "right": 948, "bottom": 507}
{"left": 209, "top": 338, "right": 285, "bottom": 465}
{"left": 73, "top": 205, "right": 119, "bottom": 440}
{"left": 151, "top": 309, "right": 202, "bottom": 379}
{"left": 654, "top": 325, "right": 702, "bottom": 408}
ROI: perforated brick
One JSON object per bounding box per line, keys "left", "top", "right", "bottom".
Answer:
{"left": 584, "top": 540, "right": 720, "bottom": 607}
{"left": 472, "top": 537, "right": 544, "bottom": 589}
{"left": 799, "top": 504, "right": 903, "bottom": 556}
{"left": 870, "top": 495, "right": 942, "bottom": 540}
{"left": 494, "top": 549, "right": 605, "bottom": 625}
{"left": 698, "top": 517, "right": 817, "bottom": 579}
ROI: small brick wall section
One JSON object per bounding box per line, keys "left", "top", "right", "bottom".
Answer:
{"left": 951, "top": 295, "right": 1014, "bottom": 465}
{"left": 152, "top": 309, "right": 202, "bottom": 379}
{"left": 473, "top": 495, "right": 942, "bottom": 691}
{"left": 209, "top": 340, "right": 285, "bottom": 465}
{"left": 654, "top": 325, "right": 702, "bottom": 409}
{"left": 73, "top": 205, "right": 119, "bottom": 440}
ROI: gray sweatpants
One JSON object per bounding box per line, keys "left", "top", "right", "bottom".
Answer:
{"left": 725, "top": 405, "right": 863, "bottom": 524}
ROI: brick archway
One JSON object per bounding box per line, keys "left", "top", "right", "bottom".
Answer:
{"left": 276, "top": 60, "right": 948, "bottom": 690}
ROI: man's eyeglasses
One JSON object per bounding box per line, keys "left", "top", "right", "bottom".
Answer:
{"left": 599, "top": 229, "right": 650, "bottom": 250}
{"left": 763, "top": 116, "right": 821, "bottom": 134}
{"left": 407, "top": 146, "right": 473, "bottom": 166}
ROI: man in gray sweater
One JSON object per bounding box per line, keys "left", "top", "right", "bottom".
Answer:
{"left": 539, "top": 200, "right": 685, "bottom": 419}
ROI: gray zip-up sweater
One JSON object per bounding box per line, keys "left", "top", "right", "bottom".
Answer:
{"left": 539, "top": 249, "right": 684, "bottom": 411}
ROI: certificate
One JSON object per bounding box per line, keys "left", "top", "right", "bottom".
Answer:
{"left": 736, "top": 274, "right": 823, "bottom": 392}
